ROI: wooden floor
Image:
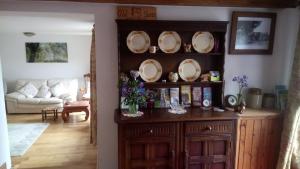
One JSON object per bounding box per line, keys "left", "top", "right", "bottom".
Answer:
{"left": 7, "top": 113, "right": 97, "bottom": 169}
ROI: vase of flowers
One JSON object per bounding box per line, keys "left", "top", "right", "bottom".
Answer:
{"left": 120, "top": 71, "right": 146, "bottom": 115}
{"left": 232, "top": 75, "right": 248, "bottom": 113}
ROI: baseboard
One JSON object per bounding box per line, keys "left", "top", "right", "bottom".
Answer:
{"left": 0, "top": 163, "right": 6, "bottom": 169}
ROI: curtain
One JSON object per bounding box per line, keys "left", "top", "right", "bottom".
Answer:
{"left": 90, "top": 25, "right": 97, "bottom": 145}
{"left": 277, "top": 27, "right": 300, "bottom": 169}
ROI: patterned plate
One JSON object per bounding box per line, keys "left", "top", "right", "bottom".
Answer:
{"left": 127, "top": 31, "right": 150, "bottom": 53}
{"left": 139, "top": 59, "right": 162, "bottom": 82}
{"left": 178, "top": 59, "right": 201, "bottom": 82}
{"left": 158, "top": 31, "right": 181, "bottom": 53}
{"left": 192, "top": 32, "right": 214, "bottom": 53}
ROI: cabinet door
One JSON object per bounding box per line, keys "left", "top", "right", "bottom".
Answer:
{"left": 125, "top": 138, "right": 176, "bottom": 169}
{"left": 185, "top": 135, "right": 232, "bottom": 169}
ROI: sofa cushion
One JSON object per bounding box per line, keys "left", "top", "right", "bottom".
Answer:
{"left": 17, "top": 98, "right": 40, "bottom": 104}
{"left": 50, "top": 83, "right": 65, "bottom": 97}
{"left": 36, "top": 84, "right": 51, "bottom": 98}
{"left": 15, "top": 79, "right": 47, "bottom": 91}
{"left": 18, "top": 83, "right": 38, "bottom": 98}
{"left": 48, "top": 79, "right": 78, "bottom": 101}
{"left": 39, "top": 98, "right": 62, "bottom": 104}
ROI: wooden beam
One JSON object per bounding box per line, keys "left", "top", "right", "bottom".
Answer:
{"left": 43, "top": 0, "right": 298, "bottom": 8}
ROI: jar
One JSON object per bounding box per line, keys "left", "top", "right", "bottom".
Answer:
{"left": 262, "top": 93, "right": 275, "bottom": 109}
{"left": 246, "top": 88, "right": 263, "bottom": 109}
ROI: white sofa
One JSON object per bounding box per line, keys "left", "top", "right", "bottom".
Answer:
{"left": 6, "top": 79, "right": 78, "bottom": 114}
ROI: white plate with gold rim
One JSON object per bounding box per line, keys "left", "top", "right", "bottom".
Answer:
{"left": 139, "top": 59, "right": 162, "bottom": 82}
{"left": 158, "top": 31, "right": 181, "bottom": 53}
{"left": 192, "top": 32, "right": 214, "bottom": 53}
{"left": 178, "top": 59, "right": 201, "bottom": 82}
{"left": 127, "top": 31, "right": 150, "bottom": 53}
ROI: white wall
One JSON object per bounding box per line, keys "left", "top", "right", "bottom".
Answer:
{"left": 0, "top": 58, "right": 11, "bottom": 169}
{"left": 0, "top": 33, "right": 91, "bottom": 92}
{"left": 0, "top": 2, "right": 299, "bottom": 169}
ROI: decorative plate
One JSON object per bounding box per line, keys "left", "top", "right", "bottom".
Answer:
{"left": 192, "top": 32, "right": 214, "bottom": 53}
{"left": 127, "top": 31, "right": 150, "bottom": 53}
{"left": 178, "top": 59, "right": 201, "bottom": 82}
{"left": 158, "top": 31, "right": 181, "bottom": 53}
{"left": 139, "top": 59, "right": 162, "bottom": 82}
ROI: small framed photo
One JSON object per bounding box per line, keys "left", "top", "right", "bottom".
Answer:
{"left": 229, "top": 12, "right": 276, "bottom": 55}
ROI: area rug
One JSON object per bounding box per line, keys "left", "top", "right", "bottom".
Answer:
{"left": 8, "top": 123, "right": 49, "bottom": 156}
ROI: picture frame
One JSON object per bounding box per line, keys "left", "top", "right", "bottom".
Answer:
{"left": 229, "top": 12, "right": 277, "bottom": 55}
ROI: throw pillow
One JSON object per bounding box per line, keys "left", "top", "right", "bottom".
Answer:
{"left": 36, "top": 85, "right": 51, "bottom": 98}
{"left": 50, "top": 83, "right": 65, "bottom": 97}
{"left": 18, "top": 82, "right": 38, "bottom": 98}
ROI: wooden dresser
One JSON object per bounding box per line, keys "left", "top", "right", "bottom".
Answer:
{"left": 115, "top": 109, "right": 283, "bottom": 169}
{"left": 115, "top": 19, "right": 283, "bottom": 169}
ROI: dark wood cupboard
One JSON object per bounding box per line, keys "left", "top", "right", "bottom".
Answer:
{"left": 184, "top": 121, "right": 234, "bottom": 169}
{"left": 116, "top": 109, "right": 237, "bottom": 169}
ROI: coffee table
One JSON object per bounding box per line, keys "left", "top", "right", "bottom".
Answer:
{"left": 62, "top": 101, "right": 90, "bottom": 122}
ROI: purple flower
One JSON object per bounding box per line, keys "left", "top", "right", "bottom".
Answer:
{"left": 139, "top": 82, "right": 144, "bottom": 88}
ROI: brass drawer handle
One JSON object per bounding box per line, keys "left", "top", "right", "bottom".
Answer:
{"left": 148, "top": 129, "right": 153, "bottom": 134}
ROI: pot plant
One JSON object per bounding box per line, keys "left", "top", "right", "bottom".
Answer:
{"left": 120, "top": 71, "right": 146, "bottom": 116}
{"left": 232, "top": 75, "right": 248, "bottom": 113}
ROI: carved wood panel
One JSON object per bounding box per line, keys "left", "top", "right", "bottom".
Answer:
{"left": 185, "top": 135, "right": 232, "bottom": 169}
{"left": 125, "top": 137, "right": 176, "bottom": 169}
{"left": 185, "top": 121, "right": 234, "bottom": 135}
{"left": 124, "top": 123, "right": 176, "bottom": 138}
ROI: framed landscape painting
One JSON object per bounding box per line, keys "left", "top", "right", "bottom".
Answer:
{"left": 229, "top": 12, "right": 276, "bottom": 55}
{"left": 26, "top": 42, "right": 68, "bottom": 63}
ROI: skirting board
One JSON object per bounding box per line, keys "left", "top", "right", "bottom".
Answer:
{"left": 0, "top": 163, "right": 6, "bottom": 169}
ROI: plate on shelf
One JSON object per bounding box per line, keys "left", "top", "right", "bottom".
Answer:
{"left": 178, "top": 59, "right": 201, "bottom": 82}
{"left": 158, "top": 31, "right": 181, "bottom": 53}
{"left": 127, "top": 31, "right": 150, "bottom": 53}
{"left": 192, "top": 32, "right": 214, "bottom": 53}
{"left": 139, "top": 59, "right": 162, "bottom": 82}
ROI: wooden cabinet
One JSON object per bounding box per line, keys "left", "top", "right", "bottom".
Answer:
{"left": 116, "top": 110, "right": 237, "bottom": 169}
{"left": 184, "top": 121, "right": 234, "bottom": 169}
{"left": 235, "top": 111, "right": 283, "bottom": 169}
{"left": 120, "top": 123, "right": 177, "bottom": 169}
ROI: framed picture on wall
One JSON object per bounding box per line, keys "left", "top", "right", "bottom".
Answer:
{"left": 229, "top": 12, "right": 277, "bottom": 55}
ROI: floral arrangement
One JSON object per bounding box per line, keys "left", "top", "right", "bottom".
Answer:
{"left": 232, "top": 75, "right": 248, "bottom": 105}
{"left": 120, "top": 71, "right": 146, "bottom": 113}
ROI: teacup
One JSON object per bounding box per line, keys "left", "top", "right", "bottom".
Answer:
{"left": 149, "top": 46, "right": 159, "bottom": 53}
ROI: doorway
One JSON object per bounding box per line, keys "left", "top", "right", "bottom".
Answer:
{"left": 0, "top": 11, "right": 97, "bottom": 169}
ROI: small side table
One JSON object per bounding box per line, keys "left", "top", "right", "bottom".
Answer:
{"left": 42, "top": 107, "right": 58, "bottom": 121}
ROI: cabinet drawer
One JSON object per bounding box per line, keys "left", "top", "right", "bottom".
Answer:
{"left": 123, "top": 123, "right": 176, "bottom": 138}
{"left": 185, "top": 120, "right": 234, "bottom": 135}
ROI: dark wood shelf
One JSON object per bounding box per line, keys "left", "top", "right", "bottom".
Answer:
{"left": 144, "top": 81, "right": 223, "bottom": 88}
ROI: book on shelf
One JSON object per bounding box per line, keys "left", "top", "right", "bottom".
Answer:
{"left": 181, "top": 85, "right": 191, "bottom": 107}
{"left": 160, "top": 88, "right": 171, "bottom": 108}
{"left": 192, "top": 87, "right": 202, "bottom": 106}
{"left": 170, "top": 88, "right": 180, "bottom": 106}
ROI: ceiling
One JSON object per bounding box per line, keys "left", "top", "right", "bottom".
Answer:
{"left": 0, "top": 11, "right": 94, "bottom": 35}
